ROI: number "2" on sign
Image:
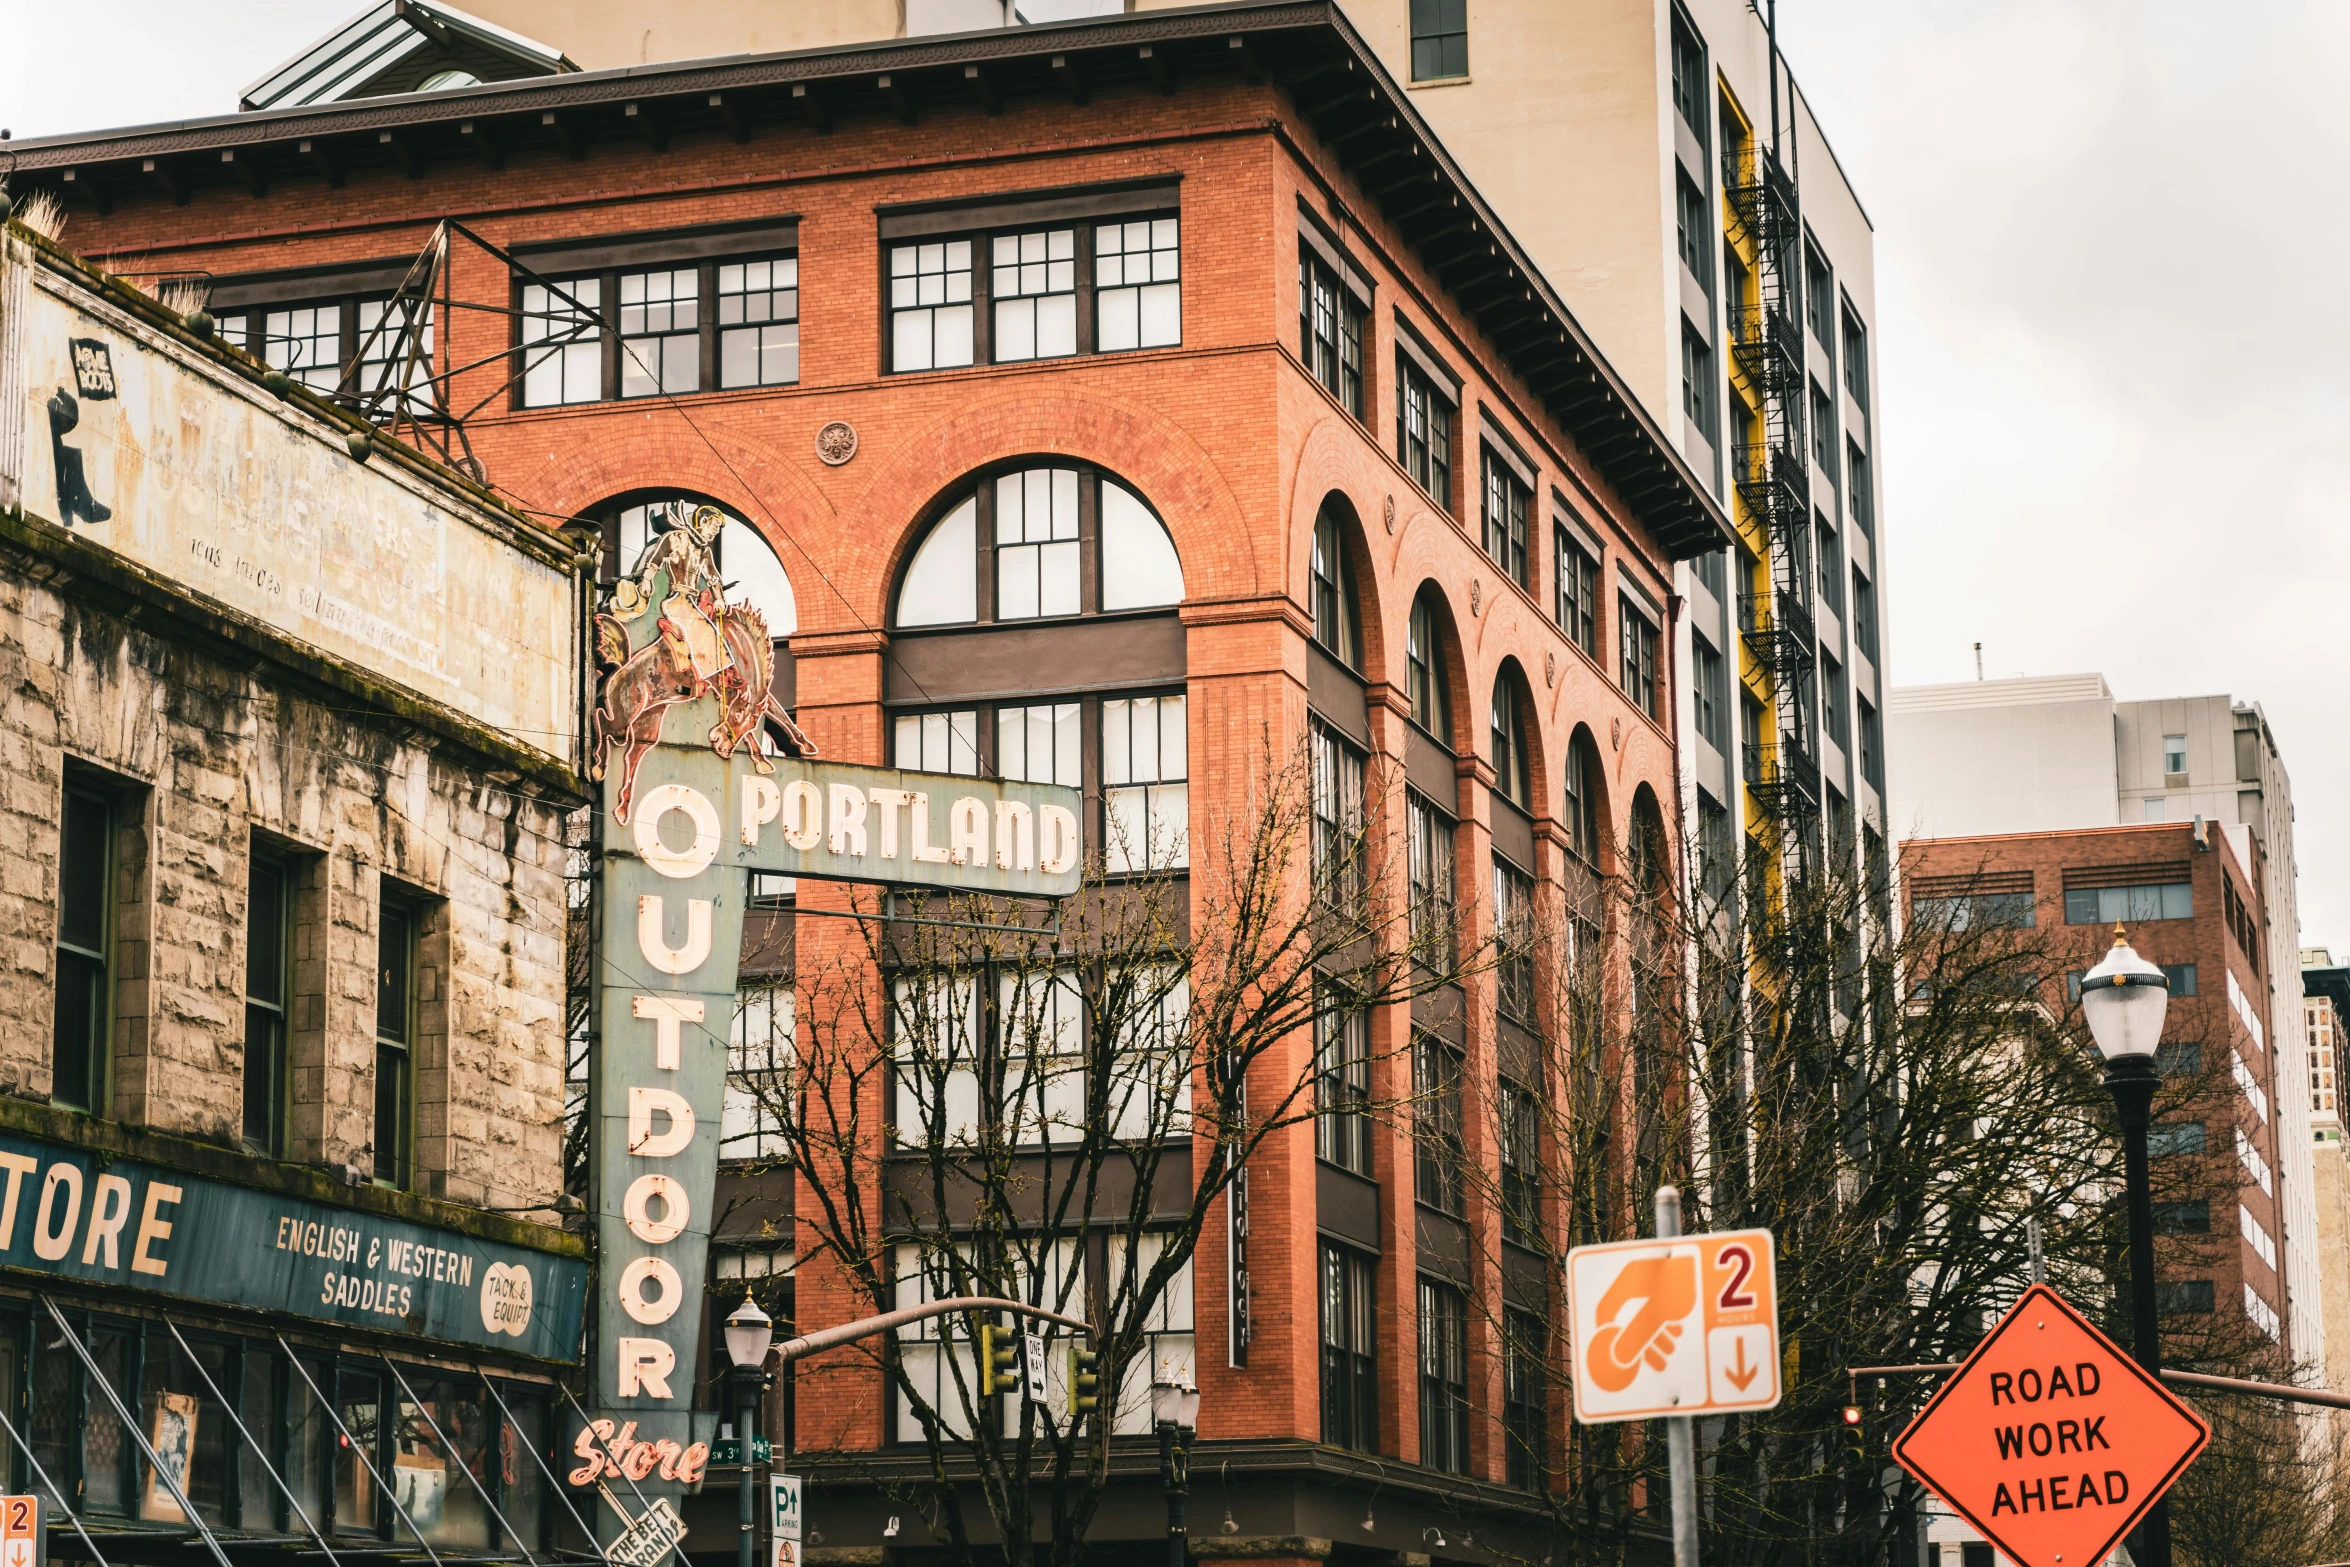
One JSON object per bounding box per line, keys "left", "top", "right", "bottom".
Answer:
{"left": 1715, "top": 1242, "right": 1757, "bottom": 1310}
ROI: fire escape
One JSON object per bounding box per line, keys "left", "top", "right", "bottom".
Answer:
{"left": 1725, "top": 143, "right": 1820, "bottom": 865}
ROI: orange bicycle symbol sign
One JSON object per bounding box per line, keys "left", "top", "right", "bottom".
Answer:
{"left": 1568, "top": 1228, "right": 1781, "bottom": 1423}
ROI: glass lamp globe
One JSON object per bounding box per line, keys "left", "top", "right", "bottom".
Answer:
{"left": 2080, "top": 926, "right": 2170, "bottom": 1063}
{"left": 724, "top": 1296, "right": 774, "bottom": 1369}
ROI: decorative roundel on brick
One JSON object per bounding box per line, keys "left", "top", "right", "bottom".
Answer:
{"left": 1612, "top": 716, "right": 1624, "bottom": 751}
{"left": 1383, "top": 493, "right": 1396, "bottom": 534}
{"left": 814, "top": 420, "right": 859, "bottom": 466}
{"left": 1545, "top": 651, "right": 1557, "bottom": 688}
{"left": 1469, "top": 579, "right": 1482, "bottom": 616}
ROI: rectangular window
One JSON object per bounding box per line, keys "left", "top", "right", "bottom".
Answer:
{"left": 1503, "top": 1310, "right": 1548, "bottom": 1490}
{"left": 1412, "top": 1031, "right": 1464, "bottom": 1215}
{"left": 244, "top": 851, "right": 293, "bottom": 1154}
{"left": 891, "top": 976, "right": 982, "bottom": 1149}
{"left": 1315, "top": 987, "right": 1372, "bottom": 1176}
{"left": 725, "top": 983, "right": 793, "bottom": 1161}
{"left": 1095, "top": 217, "right": 1181, "bottom": 351}
{"left": 1618, "top": 597, "right": 1659, "bottom": 719}
{"left": 1417, "top": 1278, "right": 1471, "bottom": 1475}
{"left": 1822, "top": 654, "right": 1849, "bottom": 746}
{"left": 1299, "top": 250, "right": 1365, "bottom": 418}
{"left": 1692, "top": 637, "right": 1727, "bottom": 750}
{"left": 1407, "top": 791, "right": 1456, "bottom": 963}
{"left": 1397, "top": 359, "right": 1455, "bottom": 509}
{"left": 2152, "top": 1200, "right": 2210, "bottom": 1234}
{"left": 354, "top": 298, "right": 436, "bottom": 416}
{"left": 996, "top": 702, "right": 1081, "bottom": 786}
{"left": 893, "top": 1243, "right": 980, "bottom": 1440}
{"left": 2148, "top": 1120, "right": 2206, "bottom": 1158}
{"left": 889, "top": 240, "right": 976, "bottom": 372}
{"left": 1804, "top": 243, "right": 1835, "bottom": 354}
{"left": 1499, "top": 1076, "right": 1539, "bottom": 1246}
{"left": 2164, "top": 733, "right": 2188, "bottom": 776}
{"left": 991, "top": 227, "right": 1078, "bottom": 362}
{"left": 994, "top": 466, "right": 1081, "bottom": 620}
{"left": 1912, "top": 892, "right": 2036, "bottom": 932}
{"left": 1858, "top": 697, "right": 1883, "bottom": 790}
{"left": 2155, "top": 1280, "right": 2215, "bottom": 1315}
{"left": 2166, "top": 963, "right": 2199, "bottom": 996}
{"left": 1408, "top": 0, "right": 1468, "bottom": 80}
{"left": 2064, "top": 882, "right": 2193, "bottom": 925}
{"left": 264, "top": 303, "right": 346, "bottom": 394}
{"left": 893, "top": 709, "right": 980, "bottom": 775}
{"left": 1681, "top": 323, "right": 1715, "bottom": 442}
{"left": 1852, "top": 568, "right": 1879, "bottom": 659}
{"left": 1319, "top": 1244, "right": 1377, "bottom": 1451}
{"left": 717, "top": 257, "right": 800, "bottom": 388}
{"left": 1494, "top": 858, "right": 1535, "bottom": 1024}
{"left": 1846, "top": 443, "right": 1874, "bottom": 537}
{"left": 374, "top": 898, "right": 415, "bottom": 1189}
{"left": 1555, "top": 529, "right": 1598, "bottom": 657}
{"left": 617, "top": 267, "right": 700, "bottom": 397}
{"left": 1817, "top": 518, "right": 1844, "bottom": 614}
{"left": 54, "top": 786, "right": 112, "bottom": 1115}
{"left": 1810, "top": 383, "right": 1836, "bottom": 474}
{"left": 1841, "top": 305, "right": 1869, "bottom": 410}
{"left": 1675, "top": 174, "right": 1711, "bottom": 289}
{"left": 1482, "top": 448, "right": 1531, "bottom": 588}
{"left": 1000, "top": 968, "right": 1085, "bottom": 1146}
{"left": 1103, "top": 695, "right": 1189, "bottom": 873}
{"left": 519, "top": 278, "right": 602, "bottom": 407}
{"left": 1312, "top": 721, "right": 1368, "bottom": 911}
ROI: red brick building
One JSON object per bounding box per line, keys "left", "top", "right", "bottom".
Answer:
{"left": 1904, "top": 823, "right": 2287, "bottom": 1353}
{"left": 11, "top": 5, "right": 1728, "bottom": 1558}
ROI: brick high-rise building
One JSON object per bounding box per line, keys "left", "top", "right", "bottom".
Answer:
{"left": 8, "top": 6, "right": 1727, "bottom": 1558}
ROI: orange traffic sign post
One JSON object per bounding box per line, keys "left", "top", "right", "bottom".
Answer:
{"left": 1892, "top": 1284, "right": 2209, "bottom": 1567}
{"left": 1567, "top": 1221, "right": 1781, "bottom": 1425}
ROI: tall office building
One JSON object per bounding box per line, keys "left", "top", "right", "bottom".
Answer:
{"left": 450, "top": 0, "right": 1898, "bottom": 893}
{"left": 1889, "top": 675, "right": 2326, "bottom": 1388}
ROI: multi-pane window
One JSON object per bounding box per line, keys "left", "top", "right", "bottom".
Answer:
{"left": 1491, "top": 675, "right": 1530, "bottom": 809}
{"left": 1817, "top": 517, "right": 1844, "bottom": 614}
{"left": 717, "top": 258, "right": 800, "bottom": 387}
{"left": 1693, "top": 636, "right": 1727, "bottom": 750}
{"left": 1494, "top": 858, "right": 1535, "bottom": 1024}
{"left": 374, "top": 898, "right": 416, "bottom": 1190}
{"left": 354, "top": 298, "right": 436, "bottom": 414}
{"left": 1852, "top": 568, "right": 1879, "bottom": 659}
{"left": 1499, "top": 1076, "right": 1540, "bottom": 1246}
{"left": 889, "top": 240, "right": 976, "bottom": 372}
{"left": 893, "top": 1242, "right": 981, "bottom": 1440}
{"left": 1320, "top": 1244, "right": 1377, "bottom": 1451}
{"left": 1312, "top": 722, "right": 1368, "bottom": 911}
{"left": 1095, "top": 218, "right": 1181, "bottom": 351}
{"left": 2164, "top": 733, "right": 2188, "bottom": 776}
{"left": 1299, "top": 250, "right": 1364, "bottom": 418}
{"left": 891, "top": 975, "right": 983, "bottom": 1149}
{"left": 264, "top": 303, "right": 345, "bottom": 393}
{"left": 1311, "top": 505, "right": 1361, "bottom": 667}
{"left": 725, "top": 983, "right": 793, "bottom": 1161}
{"left": 618, "top": 268, "right": 700, "bottom": 397}
{"left": 1682, "top": 324, "right": 1716, "bottom": 442}
{"left": 1482, "top": 449, "right": 1531, "bottom": 588}
{"left": 994, "top": 467, "right": 1081, "bottom": 620}
{"left": 996, "top": 702, "right": 1081, "bottom": 786}
{"left": 1407, "top": 791, "right": 1456, "bottom": 961}
{"left": 1858, "top": 698, "right": 1884, "bottom": 790}
{"left": 1555, "top": 529, "right": 1598, "bottom": 657}
{"left": 1417, "top": 1278, "right": 1471, "bottom": 1475}
{"left": 1804, "top": 243, "right": 1835, "bottom": 355}
{"left": 1675, "top": 174, "right": 1712, "bottom": 289}
{"left": 1397, "top": 358, "right": 1455, "bottom": 509}
{"left": 1564, "top": 736, "right": 1600, "bottom": 867}
{"left": 1810, "top": 383, "right": 1836, "bottom": 475}
{"left": 245, "top": 851, "right": 292, "bottom": 1155}
{"left": 1841, "top": 305, "right": 1870, "bottom": 410}
{"left": 1000, "top": 968, "right": 1085, "bottom": 1146}
{"left": 1412, "top": 1031, "right": 1464, "bottom": 1214}
{"left": 1103, "top": 695, "right": 1188, "bottom": 873}
{"left": 54, "top": 786, "right": 111, "bottom": 1115}
{"left": 1503, "top": 1310, "right": 1548, "bottom": 1490}
{"left": 1407, "top": 593, "right": 1449, "bottom": 736}
{"left": 1314, "top": 987, "right": 1372, "bottom": 1175}
{"left": 1822, "top": 654, "right": 1849, "bottom": 747}
{"left": 1669, "top": 9, "right": 1708, "bottom": 144}
{"left": 1106, "top": 968, "right": 1192, "bottom": 1144}
{"left": 991, "top": 228, "right": 1078, "bottom": 362}
{"left": 894, "top": 709, "right": 981, "bottom": 776}
{"left": 2064, "top": 880, "right": 2192, "bottom": 925}
{"left": 519, "top": 278, "right": 602, "bottom": 406}
{"left": 1619, "top": 599, "right": 1660, "bottom": 720}
{"left": 1408, "top": 0, "right": 1468, "bottom": 79}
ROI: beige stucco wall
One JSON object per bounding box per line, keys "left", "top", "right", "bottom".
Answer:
{"left": 1886, "top": 674, "right": 2121, "bottom": 842}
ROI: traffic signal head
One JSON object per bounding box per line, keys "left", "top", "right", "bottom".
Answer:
{"left": 1070, "top": 1342, "right": 1101, "bottom": 1414}
{"left": 978, "top": 1323, "right": 1018, "bottom": 1398}
{"left": 1841, "top": 1405, "right": 1863, "bottom": 1427}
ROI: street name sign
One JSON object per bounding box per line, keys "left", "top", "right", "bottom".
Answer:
{"left": 1891, "top": 1283, "right": 2209, "bottom": 1567}
{"left": 1567, "top": 1227, "right": 1780, "bottom": 1423}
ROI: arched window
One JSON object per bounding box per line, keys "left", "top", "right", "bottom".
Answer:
{"left": 608, "top": 493, "right": 798, "bottom": 635}
{"left": 1406, "top": 589, "right": 1451, "bottom": 741}
{"left": 1490, "top": 671, "right": 1530, "bottom": 810}
{"left": 1310, "top": 500, "right": 1361, "bottom": 669}
{"left": 893, "top": 463, "right": 1183, "bottom": 628}
{"left": 1627, "top": 789, "right": 1668, "bottom": 897}
{"left": 1563, "top": 727, "right": 1603, "bottom": 867}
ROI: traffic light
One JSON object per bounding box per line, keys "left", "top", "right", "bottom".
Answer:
{"left": 977, "top": 1323, "right": 1018, "bottom": 1397}
{"left": 1070, "top": 1342, "right": 1101, "bottom": 1415}
{"left": 1841, "top": 1404, "right": 1865, "bottom": 1461}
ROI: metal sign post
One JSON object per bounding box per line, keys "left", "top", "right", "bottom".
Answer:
{"left": 1656, "top": 1189, "right": 1700, "bottom": 1567}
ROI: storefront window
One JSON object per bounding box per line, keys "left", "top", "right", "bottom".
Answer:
{"left": 335, "top": 1371, "right": 382, "bottom": 1536}
{"left": 84, "top": 1329, "right": 131, "bottom": 1516}
{"left": 140, "top": 1330, "right": 232, "bottom": 1527}
{"left": 393, "top": 1379, "right": 494, "bottom": 1548}
{"left": 285, "top": 1354, "right": 330, "bottom": 1532}
{"left": 497, "top": 1389, "right": 549, "bottom": 1552}
{"left": 239, "top": 1349, "right": 281, "bottom": 1531}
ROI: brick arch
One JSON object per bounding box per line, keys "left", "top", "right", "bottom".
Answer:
{"left": 847, "top": 390, "right": 1258, "bottom": 629}
{"left": 1395, "top": 577, "right": 1473, "bottom": 756}
{"left": 1286, "top": 415, "right": 1398, "bottom": 686}
{"left": 1467, "top": 586, "right": 1560, "bottom": 816}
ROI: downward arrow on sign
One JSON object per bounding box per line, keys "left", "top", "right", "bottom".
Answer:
{"left": 1724, "top": 1337, "right": 1759, "bottom": 1391}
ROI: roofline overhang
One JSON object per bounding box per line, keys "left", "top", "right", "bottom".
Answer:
{"left": 7, "top": 1, "right": 1730, "bottom": 561}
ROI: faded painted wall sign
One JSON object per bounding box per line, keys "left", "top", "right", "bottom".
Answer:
{"left": 0, "top": 236, "right": 580, "bottom": 765}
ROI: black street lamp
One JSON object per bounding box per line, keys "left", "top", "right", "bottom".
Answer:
{"left": 2080, "top": 925, "right": 2173, "bottom": 1567}
{"left": 724, "top": 1296, "right": 776, "bottom": 1567}
{"left": 1151, "top": 1381, "right": 1202, "bottom": 1567}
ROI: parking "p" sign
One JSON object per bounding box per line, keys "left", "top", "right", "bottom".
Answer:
{"left": 1567, "top": 1228, "right": 1781, "bottom": 1424}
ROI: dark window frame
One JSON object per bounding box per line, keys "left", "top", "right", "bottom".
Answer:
{"left": 54, "top": 783, "right": 114, "bottom": 1118}
{"left": 510, "top": 249, "right": 803, "bottom": 408}
{"left": 1314, "top": 983, "right": 1373, "bottom": 1177}
{"left": 1408, "top": 0, "right": 1469, "bottom": 81}
{"left": 1319, "top": 1243, "right": 1378, "bottom": 1451}
{"left": 1618, "top": 597, "right": 1660, "bottom": 721}
{"left": 373, "top": 894, "right": 418, "bottom": 1191}
{"left": 1397, "top": 357, "right": 1456, "bottom": 512}
{"left": 884, "top": 208, "right": 1181, "bottom": 376}
{"left": 1417, "top": 1276, "right": 1471, "bottom": 1475}
{"left": 1555, "top": 526, "right": 1599, "bottom": 658}
{"left": 1412, "top": 1029, "right": 1465, "bottom": 1215}
{"left": 1299, "top": 247, "right": 1367, "bottom": 421}
{"left": 244, "top": 847, "right": 296, "bottom": 1156}
{"left": 1481, "top": 446, "right": 1531, "bottom": 589}
{"left": 1503, "top": 1308, "right": 1549, "bottom": 1490}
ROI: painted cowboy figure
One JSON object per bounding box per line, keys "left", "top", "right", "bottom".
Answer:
{"left": 591, "top": 502, "right": 814, "bottom": 823}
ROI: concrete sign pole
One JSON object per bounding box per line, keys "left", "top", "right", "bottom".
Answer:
{"left": 1655, "top": 1187, "right": 1700, "bottom": 1567}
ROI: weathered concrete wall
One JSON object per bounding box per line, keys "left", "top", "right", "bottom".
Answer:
{"left": 0, "top": 560, "right": 572, "bottom": 1212}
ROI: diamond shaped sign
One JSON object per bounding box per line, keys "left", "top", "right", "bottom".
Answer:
{"left": 1892, "top": 1284, "right": 2209, "bottom": 1567}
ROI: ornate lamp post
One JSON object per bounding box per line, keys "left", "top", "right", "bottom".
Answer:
{"left": 724, "top": 1296, "right": 775, "bottom": 1567}
{"left": 2079, "top": 926, "right": 2173, "bottom": 1567}
{"left": 1151, "top": 1381, "right": 1202, "bottom": 1567}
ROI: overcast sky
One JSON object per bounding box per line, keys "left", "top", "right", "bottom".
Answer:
{"left": 10, "top": 2, "right": 2346, "bottom": 940}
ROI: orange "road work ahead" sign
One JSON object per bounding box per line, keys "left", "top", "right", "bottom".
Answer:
{"left": 1892, "top": 1284, "right": 2209, "bottom": 1567}
{"left": 1566, "top": 1228, "right": 1780, "bottom": 1424}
